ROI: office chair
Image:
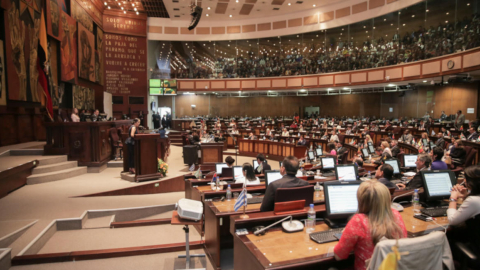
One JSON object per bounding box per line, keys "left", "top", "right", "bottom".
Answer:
{"left": 109, "top": 127, "right": 123, "bottom": 160}
{"left": 275, "top": 185, "right": 314, "bottom": 207}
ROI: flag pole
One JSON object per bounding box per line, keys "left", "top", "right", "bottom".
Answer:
{"left": 239, "top": 190, "right": 249, "bottom": 219}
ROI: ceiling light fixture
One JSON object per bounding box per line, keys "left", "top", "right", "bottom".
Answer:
{"left": 229, "top": 14, "right": 232, "bottom": 17}
{"left": 313, "top": 4, "right": 315, "bottom": 7}
{"left": 104, "top": 0, "right": 140, "bottom": 15}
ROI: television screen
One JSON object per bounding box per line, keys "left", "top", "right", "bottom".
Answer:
{"left": 149, "top": 88, "right": 164, "bottom": 95}
{"left": 150, "top": 79, "right": 162, "bottom": 88}
{"left": 163, "top": 79, "right": 177, "bottom": 95}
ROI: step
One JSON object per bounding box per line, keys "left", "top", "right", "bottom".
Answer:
{"left": 83, "top": 215, "right": 115, "bottom": 229}
{"left": 37, "top": 155, "right": 68, "bottom": 166}
{"left": 171, "top": 143, "right": 182, "bottom": 146}
{"left": 27, "top": 167, "right": 88, "bottom": 185}
{"left": 170, "top": 139, "right": 183, "bottom": 143}
{"left": 107, "top": 160, "right": 123, "bottom": 168}
{"left": 10, "top": 149, "right": 44, "bottom": 156}
{"left": 32, "top": 161, "right": 78, "bottom": 174}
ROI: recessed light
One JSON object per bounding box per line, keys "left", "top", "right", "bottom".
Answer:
{"left": 229, "top": 14, "right": 232, "bottom": 17}
{"left": 423, "top": 80, "right": 427, "bottom": 83}
{"left": 288, "top": 2, "right": 291, "bottom": 5}
{"left": 206, "top": 14, "right": 209, "bottom": 16}
{"left": 207, "top": 7, "right": 210, "bottom": 10}
{"left": 313, "top": 4, "right": 315, "bottom": 7}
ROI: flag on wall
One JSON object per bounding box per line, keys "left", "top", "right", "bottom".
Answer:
{"left": 38, "top": 11, "right": 53, "bottom": 121}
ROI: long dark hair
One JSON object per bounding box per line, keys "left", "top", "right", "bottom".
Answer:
{"left": 328, "top": 142, "right": 336, "bottom": 151}
{"left": 464, "top": 165, "right": 480, "bottom": 196}
{"left": 242, "top": 163, "right": 256, "bottom": 181}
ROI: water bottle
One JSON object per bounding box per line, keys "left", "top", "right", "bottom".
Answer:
{"left": 306, "top": 204, "right": 316, "bottom": 233}
{"left": 412, "top": 189, "right": 420, "bottom": 215}
{"left": 314, "top": 182, "right": 321, "bottom": 198}
{"left": 367, "top": 171, "right": 372, "bottom": 179}
{"left": 226, "top": 185, "right": 232, "bottom": 201}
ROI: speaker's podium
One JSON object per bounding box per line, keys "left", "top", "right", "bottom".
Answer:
{"left": 198, "top": 142, "right": 223, "bottom": 165}
{"left": 123, "top": 134, "right": 168, "bottom": 182}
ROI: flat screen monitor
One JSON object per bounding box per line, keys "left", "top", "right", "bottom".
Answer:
{"left": 403, "top": 154, "right": 417, "bottom": 168}
{"left": 149, "top": 79, "right": 162, "bottom": 87}
{"left": 423, "top": 139, "right": 429, "bottom": 147}
{"left": 421, "top": 170, "right": 456, "bottom": 202}
{"left": 265, "top": 170, "right": 283, "bottom": 187}
{"left": 308, "top": 151, "right": 315, "bottom": 160}
{"left": 253, "top": 160, "right": 259, "bottom": 169}
{"left": 149, "top": 88, "right": 164, "bottom": 95}
{"left": 335, "top": 164, "right": 358, "bottom": 181}
{"left": 233, "top": 166, "right": 243, "bottom": 180}
{"left": 315, "top": 148, "right": 323, "bottom": 156}
{"left": 324, "top": 181, "right": 361, "bottom": 219}
{"left": 361, "top": 148, "right": 369, "bottom": 158}
{"left": 368, "top": 145, "right": 375, "bottom": 154}
{"left": 384, "top": 159, "right": 401, "bottom": 174}
{"left": 162, "top": 79, "right": 177, "bottom": 95}
{"left": 322, "top": 157, "right": 336, "bottom": 170}
{"left": 215, "top": 163, "right": 229, "bottom": 174}
{"left": 368, "top": 142, "right": 373, "bottom": 146}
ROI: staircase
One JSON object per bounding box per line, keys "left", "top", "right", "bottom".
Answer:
{"left": 27, "top": 156, "right": 88, "bottom": 185}
{"left": 168, "top": 131, "right": 183, "bottom": 146}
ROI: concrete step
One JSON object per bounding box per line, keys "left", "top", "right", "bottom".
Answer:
{"left": 9, "top": 149, "right": 44, "bottom": 156}
{"left": 83, "top": 215, "right": 115, "bottom": 229}
{"left": 32, "top": 161, "right": 78, "bottom": 174}
{"left": 170, "top": 138, "right": 183, "bottom": 142}
{"left": 37, "top": 155, "right": 68, "bottom": 166}
{"left": 171, "top": 143, "right": 183, "bottom": 147}
{"left": 107, "top": 160, "right": 123, "bottom": 168}
{"left": 27, "top": 166, "right": 88, "bottom": 185}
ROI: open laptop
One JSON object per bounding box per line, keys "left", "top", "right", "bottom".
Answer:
{"left": 215, "top": 163, "right": 229, "bottom": 174}
{"left": 334, "top": 164, "right": 358, "bottom": 181}
{"left": 264, "top": 170, "right": 283, "bottom": 188}
{"left": 403, "top": 154, "right": 417, "bottom": 169}
{"left": 233, "top": 166, "right": 243, "bottom": 181}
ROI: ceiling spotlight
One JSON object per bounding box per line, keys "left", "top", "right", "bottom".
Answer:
{"left": 123, "top": 10, "right": 126, "bottom": 14}
{"left": 104, "top": 1, "right": 107, "bottom": 5}
{"left": 136, "top": 11, "right": 139, "bottom": 15}
{"left": 134, "top": 7, "right": 137, "bottom": 10}
{"left": 108, "top": 6, "right": 110, "bottom": 9}
{"left": 313, "top": 4, "right": 315, "bottom": 7}
{"left": 118, "top": 2, "right": 121, "bottom": 5}
{"left": 121, "top": 7, "right": 124, "bottom": 10}
{"left": 206, "top": 14, "right": 209, "bottom": 16}
{"left": 229, "top": 14, "right": 232, "bottom": 17}
{"left": 207, "top": 7, "right": 210, "bottom": 10}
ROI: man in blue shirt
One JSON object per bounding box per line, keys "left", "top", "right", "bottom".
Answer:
{"left": 431, "top": 147, "right": 448, "bottom": 170}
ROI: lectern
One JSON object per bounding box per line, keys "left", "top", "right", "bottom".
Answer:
{"left": 123, "top": 133, "right": 169, "bottom": 182}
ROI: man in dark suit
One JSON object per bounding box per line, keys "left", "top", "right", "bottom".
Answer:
{"left": 397, "top": 154, "right": 431, "bottom": 190}
{"left": 454, "top": 110, "right": 465, "bottom": 130}
{"left": 166, "top": 113, "right": 172, "bottom": 129}
{"left": 336, "top": 142, "right": 348, "bottom": 162}
{"left": 153, "top": 113, "right": 160, "bottom": 129}
{"left": 161, "top": 115, "right": 167, "bottom": 129}
{"left": 466, "top": 127, "right": 479, "bottom": 141}
{"left": 260, "top": 156, "right": 309, "bottom": 212}
{"left": 435, "top": 133, "right": 445, "bottom": 149}
{"left": 375, "top": 164, "right": 397, "bottom": 189}
{"left": 255, "top": 154, "right": 271, "bottom": 174}
{"left": 390, "top": 140, "right": 400, "bottom": 157}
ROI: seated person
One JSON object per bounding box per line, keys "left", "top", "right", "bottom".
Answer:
{"left": 397, "top": 153, "right": 431, "bottom": 190}
{"left": 225, "top": 156, "right": 235, "bottom": 168}
{"left": 328, "top": 142, "right": 337, "bottom": 155}
{"left": 260, "top": 156, "right": 309, "bottom": 212}
{"left": 329, "top": 131, "right": 339, "bottom": 143}
{"left": 374, "top": 147, "right": 392, "bottom": 165}
{"left": 390, "top": 140, "right": 400, "bottom": 157}
{"left": 370, "top": 123, "right": 379, "bottom": 132}
{"left": 215, "top": 133, "right": 226, "bottom": 142}
{"left": 419, "top": 132, "right": 430, "bottom": 148}
{"left": 247, "top": 132, "right": 257, "bottom": 140}
{"left": 466, "top": 127, "right": 479, "bottom": 141}
{"left": 231, "top": 127, "right": 239, "bottom": 134}
{"left": 290, "top": 122, "right": 298, "bottom": 128}
{"left": 334, "top": 180, "right": 407, "bottom": 270}
{"left": 447, "top": 139, "right": 466, "bottom": 169}
{"left": 265, "top": 128, "right": 272, "bottom": 137}
{"left": 354, "top": 158, "right": 364, "bottom": 170}
{"left": 71, "top": 108, "right": 80, "bottom": 122}
{"left": 381, "top": 141, "right": 392, "bottom": 157}
{"left": 281, "top": 128, "right": 290, "bottom": 136}
{"left": 297, "top": 135, "right": 307, "bottom": 146}
{"left": 254, "top": 153, "right": 271, "bottom": 174}
{"left": 399, "top": 130, "right": 413, "bottom": 144}
{"left": 235, "top": 163, "right": 261, "bottom": 185}
{"left": 441, "top": 126, "right": 451, "bottom": 137}
{"left": 375, "top": 164, "right": 397, "bottom": 189}
{"left": 435, "top": 133, "right": 445, "bottom": 149}
{"left": 430, "top": 147, "right": 448, "bottom": 170}
{"left": 345, "top": 126, "right": 353, "bottom": 135}
{"left": 336, "top": 142, "right": 348, "bottom": 161}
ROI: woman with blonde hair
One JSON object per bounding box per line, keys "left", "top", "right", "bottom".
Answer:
{"left": 334, "top": 180, "right": 407, "bottom": 270}
{"left": 380, "top": 141, "right": 392, "bottom": 156}
{"left": 365, "top": 134, "right": 373, "bottom": 144}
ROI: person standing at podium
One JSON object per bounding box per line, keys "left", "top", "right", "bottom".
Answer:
{"left": 126, "top": 118, "right": 140, "bottom": 174}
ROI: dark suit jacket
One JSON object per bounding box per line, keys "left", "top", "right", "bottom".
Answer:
{"left": 467, "top": 132, "right": 479, "bottom": 141}
{"left": 378, "top": 177, "right": 397, "bottom": 189}
{"left": 435, "top": 138, "right": 445, "bottom": 149}
{"left": 337, "top": 147, "right": 348, "bottom": 161}
{"left": 260, "top": 174, "right": 309, "bottom": 212}
{"left": 391, "top": 146, "right": 400, "bottom": 157}
{"left": 297, "top": 139, "right": 307, "bottom": 146}
{"left": 406, "top": 172, "right": 424, "bottom": 190}
{"left": 255, "top": 162, "right": 271, "bottom": 174}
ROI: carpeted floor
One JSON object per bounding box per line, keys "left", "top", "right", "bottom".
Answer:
{"left": 0, "top": 142, "right": 278, "bottom": 268}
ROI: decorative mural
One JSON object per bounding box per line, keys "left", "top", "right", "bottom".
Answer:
{"left": 0, "top": 40, "right": 6, "bottom": 106}
{"left": 96, "top": 27, "right": 104, "bottom": 85}
{"left": 77, "top": 23, "right": 95, "bottom": 82}
{"left": 73, "top": 85, "right": 94, "bottom": 110}
{"left": 46, "top": 0, "right": 61, "bottom": 40}
{"left": 48, "top": 40, "right": 60, "bottom": 107}
{"left": 71, "top": 0, "right": 93, "bottom": 32}
{"left": 60, "top": 11, "right": 77, "bottom": 83}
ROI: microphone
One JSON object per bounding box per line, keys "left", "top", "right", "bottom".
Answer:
{"left": 392, "top": 190, "right": 415, "bottom": 202}
{"left": 253, "top": 215, "right": 304, "bottom": 235}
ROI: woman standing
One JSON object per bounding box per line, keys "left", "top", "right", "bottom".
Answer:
{"left": 126, "top": 118, "right": 140, "bottom": 174}
{"left": 334, "top": 180, "right": 408, "bottom": 270}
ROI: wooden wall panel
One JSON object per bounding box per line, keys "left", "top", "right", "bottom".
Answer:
{"left": 303, "top": 77, "right": 317, "bottom": 86}
{"left": 463, "top": 51, "right": 480, "bottom": 68}
{"left": 422, "top": 61, "right": 440, "bottom": 75}
{"left": 442, "top": 56, "right": 462, "bottom": 71}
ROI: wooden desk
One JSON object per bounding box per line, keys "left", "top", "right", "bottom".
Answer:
{"left": 44, "top": 120, "right": 131, "bottom": 168}
{"left": 398, "top": 142, "right": 419, "bottom": 154}
{"left": 199, "top": 143, "right": 224, "bottom": 164}
{"left": 231, "top": 205, "right": 449, "bottom": 270}
{"left": 238, "top": 139, "right": 307, "bottom": 161}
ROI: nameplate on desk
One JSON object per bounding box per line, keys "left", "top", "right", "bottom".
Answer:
{"left": 274, "top": 140, "right": 278, "bottom": 142}
{"left": 305, "top": 136, "right": 309, "bottom": 138}
{"left": 246, "top": 129, "right": 251, "bottom": 131}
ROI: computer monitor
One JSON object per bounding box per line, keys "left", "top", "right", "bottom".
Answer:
{"left": 215, "top": 163, "right": 229, "bottom": 174}
{"left": 324, "top": 181, "right": 361, "bottom": 227}
{"left": 334, "top": 164, "right": 358, "bottom": 181}
{"left": 233, "top": 166, "right": 243, "bottom": 180}
{"left": 221, "top": 167, "right": 233, "bottom": 178}
{"left": 421, "top": 170, "right": 456, "bottom": 206}
{"left": 430, "top": 141, "right": 436, "bottom": 149}
{"left": 265, "top": 170, "right": 283, "bottom": 187}
{"left": 321, "top": 157, "right": 336, "bottom": 170}
{"left": 368, "top": 145, "right": 375, "bottom": 154}
{"left": 403, "top": 154, "right": 417, "bottom": 168}
{"left": 384, "top": 159, "right": 401, "bottom": 174}
{"left": 253, "top": 160, "right": 259, "bottom": 169}
{"left": 307, "top": 151, "right": 315, "bottom": 160}
{"left": 367, "top": 142, "right": 373, "bottom": 146}
{"left": 423, "top": 139, "right": 429, "bottom": 147}
{"left": 361, "top": 148, "right": 369, "bottom": 158}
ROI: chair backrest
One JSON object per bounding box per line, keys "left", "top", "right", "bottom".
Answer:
{"left": 388, "top": 187, "right": 396, "bottom": 196}
{"left": 341, "top": 150, "right": 349, "bottom": 164}
{"left": 397, "top": 152, "right": 405, "bottom": 167}
{"left": 274, "top": 185, "right": 314, "bottom": 207}
{"left": 221, "top": 167, "right": 233, "bottom": 178}
{"left": 368, "top": 231, "right": 454, "bottom": 270}
{"left": 109, "top": 128, "right": 120, "bottom": 143}
{"left": 465, "top": 148, "right": 477, "bottom": 167}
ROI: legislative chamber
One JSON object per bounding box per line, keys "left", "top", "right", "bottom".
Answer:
{"left": 1, "top": 0, "right": 480, "bottom": 269}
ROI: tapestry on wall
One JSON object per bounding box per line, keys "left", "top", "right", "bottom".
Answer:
{"left": 73, "top": 85, "right": 94, "bottom": 110}
{"left": 46, "top": 0, "right": 62, "bottom": 41}
{"left": 77, "top": 23, "right": 95, "bottom": 82}
{"left": 95, "top": 27, "right": 103, "bottom": 85}
{"left": 71, "top": 0, "right": 93, "bottom": 32}
{"left": 0, "top": 40, "right": 6, "bottom": 106}
{"left": 48, "top": 39, "right": 61, "bottom": 107}
{"left": 5, "top": 0, "right": 42, "bottom": 102}
{"left": 60, "top": 11, "right": 77, "bottom": 83}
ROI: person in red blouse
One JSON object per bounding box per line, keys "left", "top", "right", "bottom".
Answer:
{"left": 333, "top": 180, "right": 408, "bottom": 270}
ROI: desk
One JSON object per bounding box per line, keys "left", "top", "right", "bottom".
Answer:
{"left": 238, "top": 139, "right": 307, "bottom": 161}
{"left": 44, "top": 120, "right": 131, "bottom": 169}
{"left": 398, "top": 142, "right": 419, "bottom": 154}
{"left": 231, "top": 205, "right": 450, "bottom": 270}
{"left": 199, "top": 143, "right": 224, "bottom": 164}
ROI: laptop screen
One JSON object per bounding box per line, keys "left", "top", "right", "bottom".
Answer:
{"left": 265, "top": 171, "right": 283, "bottom": 186}
{"left": 335, "top": 165, "right": 357, "bottom": 181}
{"left": 315, "top": 148, "right": 323, "bottom": 156}
{"left": 233, "top": 166, "right": 243, "bottom": 180}
{"left": 322, "top": 157, "right": 335, "bottom": 169}
{"left": 384, "top": 159, "right": 400, "bottom": 174}
{"left": 216, "top": 163, "right": 229, "bottom": 174}
{"left": 404, "top": 155, "right": 417, "bottom": 168}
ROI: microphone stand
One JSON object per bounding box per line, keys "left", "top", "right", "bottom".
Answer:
{"left": 254, "top": 215, "right": 293, "bottom": 235}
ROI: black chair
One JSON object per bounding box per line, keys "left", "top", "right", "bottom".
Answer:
{"left": 275, "top": 185, "right": 314, "bottom": 207}
{"left": 221, "top": 167, "right": 233, "bottom": 178}
{"left": 109, "top": 128, "right": 123, "bottom": 161}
